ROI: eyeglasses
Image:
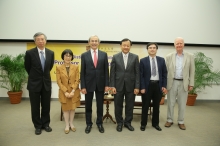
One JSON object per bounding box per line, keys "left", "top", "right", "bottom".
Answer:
{"left": 64, "top": 55, "right": 72, "bottom": 58}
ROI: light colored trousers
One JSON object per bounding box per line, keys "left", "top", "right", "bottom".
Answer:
{"left": 167, "top": 80, "right": 188, "bottom": 124}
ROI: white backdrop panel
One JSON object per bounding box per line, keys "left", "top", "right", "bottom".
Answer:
{"left": 0, "top": 0, "right": 220, "bottom": 44}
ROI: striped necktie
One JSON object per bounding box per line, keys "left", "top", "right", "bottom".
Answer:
{"left": 152, "top": 58, "right": 156, "bottom": 76}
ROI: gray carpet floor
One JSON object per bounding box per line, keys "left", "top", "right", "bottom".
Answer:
{"left": 0, "top": 99, "right": 220, "bottom": 146}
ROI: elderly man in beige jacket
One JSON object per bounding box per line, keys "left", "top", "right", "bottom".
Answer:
{"left": 165, "top": 37, "right": 195, "bottom": 130}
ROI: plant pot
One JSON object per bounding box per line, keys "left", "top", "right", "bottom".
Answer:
{"left": 160, "top": 96, "right": 165, "bottom": 105}
{"left": 186, "top": 94, "right": 197, "bottom": 106}
{"left": 7, "top": 91, "right": 23, "bottom": 104}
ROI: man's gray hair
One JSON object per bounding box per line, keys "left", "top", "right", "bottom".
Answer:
{"left": 88, "top": 35, "right": 100, "bottom": 43}
{"left": 33, "top": 32, "right": 47, "bottom": 41}
{"left": 174, "top": 37, "right": 184, "bottom": 43}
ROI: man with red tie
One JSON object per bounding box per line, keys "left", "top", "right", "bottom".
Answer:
{"left": 80, "top": 35, "right": 109, "bottom": 134}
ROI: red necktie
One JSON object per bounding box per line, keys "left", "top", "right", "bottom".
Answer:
{"left": 94, "top": 51, "right": 97, "bottom": 68}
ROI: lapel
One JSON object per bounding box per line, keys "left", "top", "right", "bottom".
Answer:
{"left": 146, "top": 56, "right": 151, "bottom": 74}
{"left": 33, "top": 47, "right": 43, "bottom": 69}
{"left": 44, "top": 48, "right": 51, "bottom": 70}
{"left": 87, "top": 50, "right": 95, "bottom": 68}
{"left": 61, "top": 64, "right": 68, "bottom": 77}
{"left": 182, "top": 52, "right": 187, "bottom": 68}
{"left": 97, "top": 50, "right": 101, "bottom": 68}
{"left": 69, "top": 64, "right": 74, "bottom": 77}
{"left": 156, "top": 56, "right": 162, "bottom": 73}
{"left": 119, "top": 53, "right": 126, "bottom": 70}
{"left": 172, "top": 53, "right": 176, "bottom": 70}
{"left": 126, "top": 53, "right": 132, "bottom": 70}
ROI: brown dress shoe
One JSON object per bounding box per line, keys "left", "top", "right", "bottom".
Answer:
{"left": 178, "top": 124, "right": 186, "bottom": 130}
{"left": 165, "top": 122, "right": 173, "bottom": 127}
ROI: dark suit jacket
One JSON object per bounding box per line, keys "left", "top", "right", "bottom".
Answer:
{"left": 140, "top": 56, "right": 167, "bottom": 93}
{"left": 80, "top": 49, "right": 109, "bottom": 92}
{"left": 110, "top": 52, "right": 140, "bottom": 92}
{"left": 24, "top": 47, "right": 54, "bottom": 92}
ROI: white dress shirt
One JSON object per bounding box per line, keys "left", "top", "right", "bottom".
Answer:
{"left": 175, "top": 53, "right": 184, "bottom": 79}
{"left": 122, "top": 52, "right": 129, "bottom": 68}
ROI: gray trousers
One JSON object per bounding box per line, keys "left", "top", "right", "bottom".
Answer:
{"left": 167, "top": 80, "right": 188, "bottom": 124}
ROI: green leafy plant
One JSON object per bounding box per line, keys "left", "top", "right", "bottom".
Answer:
{"left": 189, "top": 52, "right": 220, "bottom": 95}
{"left": 0, "top": 53, "right": 28, "bottom": 92}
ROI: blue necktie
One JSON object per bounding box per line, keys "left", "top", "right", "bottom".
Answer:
{"left": 40, "top": 51, "right": 45, "bottom": 71}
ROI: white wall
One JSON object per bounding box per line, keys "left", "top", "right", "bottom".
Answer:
{"left": 0, "top": 0, "right": 220, "bottom": 44}
{"left": 0, "top": 42, "right": 220, "bottom": 100}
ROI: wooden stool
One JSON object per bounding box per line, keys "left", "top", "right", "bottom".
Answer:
{"left": 102, "top": 95, "right": 116, "bottom": 124}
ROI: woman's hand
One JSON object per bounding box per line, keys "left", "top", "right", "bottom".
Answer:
{"left": 69, "top": 92, "right": 74, "bottom": 98}
{"left": 65, "top": 92, "right": 70, "bottom": 98}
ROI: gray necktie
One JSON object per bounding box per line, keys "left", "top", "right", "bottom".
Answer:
{"left": 152, "top": 58, "right": 156, "bottom": 76}
{"left": 40, "top": 51, "right": 45, "bottom": 71}
{"left": 124, "top": 54, "right": 127, "bottom": 69}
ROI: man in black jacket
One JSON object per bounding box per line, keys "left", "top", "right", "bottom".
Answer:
{"left": 24, "top": 32, "right": 54, "bottom": 135}
{"left": 80, "top": 35, "right": 109, "bottom": 134}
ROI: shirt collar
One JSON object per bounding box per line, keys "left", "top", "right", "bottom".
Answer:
{"left": 122, "top": 52, "right": 129, "bottom": 56}
{"left": 176, "top": 51, "right": 184, "bottom": 56}
{"left": 90, "top": 49, "right": 98, "bottom": 53}
{"left": 37, "top": 47, "right": 45, "bottom": 53}
{"left": 149, "top": 56, "right": 156, "bottom": 60}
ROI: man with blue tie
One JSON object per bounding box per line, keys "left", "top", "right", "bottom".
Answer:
{"left": 140, "top": 42, "right": 167, "bottom": 131}
{"left": 24, "top": 32, "right": 54, "bottom": 135}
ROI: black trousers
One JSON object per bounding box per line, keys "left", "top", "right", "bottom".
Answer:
{"left": 141, "top": 81, "right": 161, "bottom": 126}
{"left": 29, "top": 85, "right": 51, "bottom": 129}
{"left": 85, "top": 87, "right": 104, "bottom": 126}
{"left": 114, "top": 83, "right": 135, "bottom": 125}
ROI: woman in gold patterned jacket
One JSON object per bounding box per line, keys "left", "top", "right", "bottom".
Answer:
{"left": 56, "top": 49, "right": 80, "bottom": 134}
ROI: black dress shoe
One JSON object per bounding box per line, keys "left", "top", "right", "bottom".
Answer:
{"left": 124, "top": 124, "right": 134, "bottom": 131}
{"left": 140, "top": 125, "right": 146, "bottom": 131}
{"left": 97, "top": 125, "right": 104, "bottom": 133}
{"left": 153, "top": 125, "right": 162, "bottom": 131}
{"left": 116, "top": 125, "right": 123, "bottom": 132}
{"left": 44, "top": 126, "right": 52, "bottom": 132}
{"left": 35, "top": 129, "right": 42, "bottom": 135}
{"left": 85, "top": 125, "right": 92, "bottom": 134}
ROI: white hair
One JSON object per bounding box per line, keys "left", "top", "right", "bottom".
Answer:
{"left": 88, "top": 35, "right": 100, "bottom": 43}
{"left": 33, "top": 32, "right": 47, "bottom": 41}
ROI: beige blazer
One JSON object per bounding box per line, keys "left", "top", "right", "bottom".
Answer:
{"left": 166, "top": 51, "right": 195, "bottom": 91}
{"left": 56, "top": 64, "right": 80, "bottom": 103}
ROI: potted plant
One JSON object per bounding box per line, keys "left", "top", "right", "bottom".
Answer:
{"left": 0, "top": 53, "right": 28, "bottom": 104}
{"left": 187, "top": 52, "right": 220, "bottom": 106}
